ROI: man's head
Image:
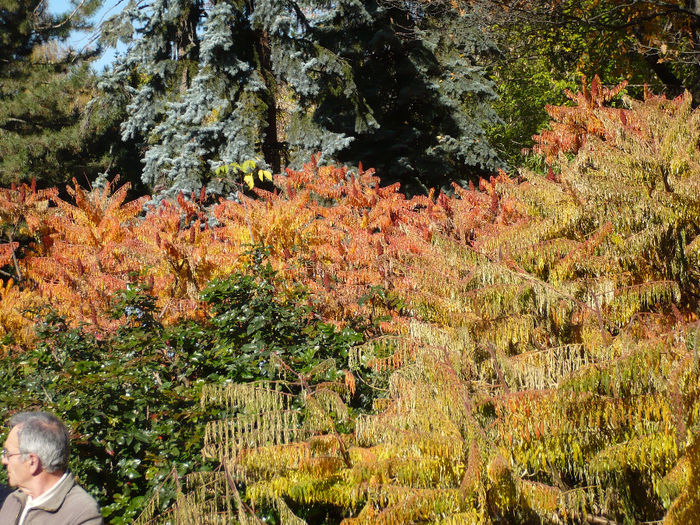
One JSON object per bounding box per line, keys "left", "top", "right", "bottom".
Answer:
{"left": 1, "top": 411, "right": 70, "bottom": 491}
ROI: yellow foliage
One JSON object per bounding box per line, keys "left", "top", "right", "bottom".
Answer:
{"left": 0, "top": 279, "right": 41, "bottom": 352}
{"left": 663, "top": 435, "right": 700, "bottom": 524}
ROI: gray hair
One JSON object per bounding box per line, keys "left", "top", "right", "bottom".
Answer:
{"left": 8, "top": 411, "right": 70, "bottom": 474}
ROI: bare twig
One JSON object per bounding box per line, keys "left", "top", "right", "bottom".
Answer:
{"left": 484, "top": 342, "right": 510, "bottom": 393}
{"left": 33, "top": 0, "right": 88, "bottom": 30}
{"left": 223, "top": 463, "right": 265, "bottom": 525}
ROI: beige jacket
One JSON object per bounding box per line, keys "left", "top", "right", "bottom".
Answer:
{"left": 0, "top": 472, "right": 103, "bottom": 525}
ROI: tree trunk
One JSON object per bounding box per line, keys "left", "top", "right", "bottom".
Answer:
{"left": 688, "top": 0, "right": 700, "bottom": 103}
{"left": 177, "top": 0, "right": 201, "bottom": 93}
{"left": 641, "top": 50, "right": 685, "bottom": 98}
{"left": 256, "top": 30, "right": 281, "bottom": 174}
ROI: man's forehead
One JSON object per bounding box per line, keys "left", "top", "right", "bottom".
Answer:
{"left": 4, "top": 426, "right": 19, "bottom": 445}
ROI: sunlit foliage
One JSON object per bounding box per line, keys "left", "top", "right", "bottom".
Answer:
{"left": 147, "top": 81, "right": 700, "bottom": 524}
{"left": 1, "top": 79, "right": 699, "bottom": 524}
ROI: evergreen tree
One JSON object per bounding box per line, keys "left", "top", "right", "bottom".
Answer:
{"left": 317, "top": 0, "right": 503, "bottom": 190}
{"left": 100, "top": 0, "right": 502, "bottom": 196}
{"left": 0, "top": 0, "right": 109, "bottom": 187}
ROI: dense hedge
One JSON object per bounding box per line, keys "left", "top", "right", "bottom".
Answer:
{"left": 0, "top": 263, "right": 363, "bottom": 523}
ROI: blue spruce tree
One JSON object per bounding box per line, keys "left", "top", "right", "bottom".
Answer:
{"left": 100, "top": 0, "right": 502, "bottom": 195}
{"left": 315, "top": 0, "right": 503, "bottom": 190}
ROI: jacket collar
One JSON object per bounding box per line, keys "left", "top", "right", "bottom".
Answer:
{"left": 10, "top": 471, "right": 75, "bottom": 512}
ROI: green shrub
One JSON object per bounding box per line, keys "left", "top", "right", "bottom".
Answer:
{"left": 0, "top": 263, "right": 363, "bottom": 523}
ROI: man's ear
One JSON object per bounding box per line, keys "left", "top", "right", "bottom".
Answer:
{"left": 27, "top": 454, "right": 42, "bottom": 476}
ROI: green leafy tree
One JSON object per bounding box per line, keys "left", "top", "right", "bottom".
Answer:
{"left": 483, "top": 0, "right": 700, "bottom": 169}
{"left": 511, "top": 0, "right": 700, "bottom": 99}
{"left": 487, "top": 53, "right": 579, "bottom": 168}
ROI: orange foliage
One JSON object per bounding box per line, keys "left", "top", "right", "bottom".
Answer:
{"left": 133, "top": 191, "right": 233, "bottom": 323}
{"left": 532, "top": 75, "right": 628, "bottom": 163}
{"left": 0, "top": 181, "right": 58, "bottom": 350}
{"left": 0, "top": 180, "right": 56, "bottom": 278}
{"left": 0, "top": 180, "right": 56, "bottom": 235}
{"left": 213, "top": 157, "right": 461, "bottom": 326}
{"left": 26, "top": 179, "right": 148, "bottom": 330}
{"left": 0, "top": 242, "right": 18, "bottom": 269}
{"left": 0, "top": 155, "right": 524, "bottom": 344}
{"left": 0, "top": 279, "right": 41, "bottom": 352}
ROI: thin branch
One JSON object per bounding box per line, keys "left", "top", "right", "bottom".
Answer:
{"left": 238, "top": 191, "right": 256, "bottom": 245}
{"left": 585, "top": 514, "right": 620, "bottom": 525}
{"left": 223, "top": 463, "right": 265, "bottom": 525}
{"left": 8, "top": 232, "right": 23, "bottom": 283}
{"left": 272, "top": 353, "right": 353, "bottom": 468}
{"left": 34, "top": 0, "right": 88, "bottom": 30}
{"left": 286, "top": 0, "right": 312, "bottom": 32}
{"left": 484, "top": 342, "right": 511, "bottom": 393}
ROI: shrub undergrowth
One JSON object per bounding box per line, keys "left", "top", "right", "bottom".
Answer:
{"left": 0, "top": 262, "right": 363, "bottom": 523}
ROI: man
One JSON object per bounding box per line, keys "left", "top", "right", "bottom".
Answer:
{"left": 0, "top": 411, "right": 103, "bottom": 524}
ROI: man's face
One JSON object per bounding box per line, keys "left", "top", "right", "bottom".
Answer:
{"left": 2, "top": 426, "right": 33, "bottom": 490}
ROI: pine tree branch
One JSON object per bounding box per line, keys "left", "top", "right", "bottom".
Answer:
{"left": 286, "top": 0, "right": 311, "bottom": 32}
{"left": 33, "top": 0, "right": 89, "bottom": 30}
